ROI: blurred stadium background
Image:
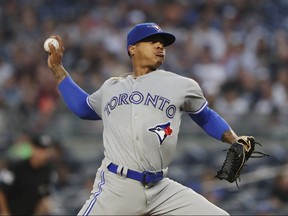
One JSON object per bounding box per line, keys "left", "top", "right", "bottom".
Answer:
{"left": 0, "top": 0, "right": 288, "bottom": 215}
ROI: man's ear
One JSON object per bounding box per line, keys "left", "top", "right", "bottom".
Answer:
{"left": 128, "top": 45, "right": 135, "bottom": 56}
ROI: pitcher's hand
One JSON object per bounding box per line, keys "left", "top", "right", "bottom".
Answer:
{"left": 46, "top": 35, "right": 65, "bottom": 69}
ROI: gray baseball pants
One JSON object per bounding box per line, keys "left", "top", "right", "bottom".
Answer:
{"left": 77, "top": 159, "right": 229, "bottom": 215}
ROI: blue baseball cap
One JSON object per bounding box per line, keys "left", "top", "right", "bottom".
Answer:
{"left": 127, "top": 22, "right": 176, "bottom": 52}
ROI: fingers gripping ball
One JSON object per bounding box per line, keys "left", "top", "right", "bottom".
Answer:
{"left": 44, "top": 38, "right": 59, "bottom": 53}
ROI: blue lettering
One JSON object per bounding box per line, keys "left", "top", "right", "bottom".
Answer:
{"left": 104, "top": 92, "right": 177, "bottom": 118}
{"left": 166, "top": 105, "right": 176, "bottom": 118}
{"left": 144, "top": 93, "right": 159, "bottom": 108}
{"left": 109, "top": 96, "right": 118, "bottom": 110}
{"left": 104, "top": 103, "right": 110, "bottom": 115}
{"left": 119, "top": 93, "right": 129, "bottom": 105}
{"left": 158, "top": 96, "right": 170, "bottom": 111}
{"left": 129, "top": 91, "right": 144, "bottom": 104}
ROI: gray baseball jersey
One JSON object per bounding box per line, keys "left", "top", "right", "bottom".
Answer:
{"left": 88, "top": 69, "right": 207, "bottom": 172}
{"left": 78, "top": 69, "right": 229, "bottom": 215}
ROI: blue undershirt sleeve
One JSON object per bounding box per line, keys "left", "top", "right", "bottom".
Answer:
{"left": 58, "top": 76, "right": 101, "bottom": 120}
{"left": 189, "top": 105, "right": 230, "bottom": 141}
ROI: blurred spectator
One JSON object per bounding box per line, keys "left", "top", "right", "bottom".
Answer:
{"left": 191, "top": 4, "right": 227, "bottom": 61}
{"left": 214, "top": 81, "right": 249, "bottom": 123}
{"left": 191, "top": 45, "right": 227, "bottom": 105}
{"left": 0, "top": 133, "right": 55, "bottom": 216}
{"left": 253, "top": 76, "right": 277, "bottom": 115}
{"left": 223, "top": 32, "right": 259, "bottom": 82}
{"left": 270, "top": 168, "right": 288, "bottom": 208}
{"left": 198, "top": 168, "right": 225, "bottom": 206}
{"left": 51, "top": 138, "right": 82, "bottom": 190}
{"left": 272, "top": 66, "right": 288, "bottom": 117}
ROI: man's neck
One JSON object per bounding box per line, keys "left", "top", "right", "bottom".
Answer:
{"left": 132, "top": 66, "right": 158, "bottom": 78}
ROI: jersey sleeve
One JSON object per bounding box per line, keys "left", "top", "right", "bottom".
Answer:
{"left": 87, "top": 83, "right": 104, "bottom": 117}
{"left": 182, "top": 78, "right": 207, "bottom": 113}
{"left": 86, "top": 77, "right": 123, "bottom": 118}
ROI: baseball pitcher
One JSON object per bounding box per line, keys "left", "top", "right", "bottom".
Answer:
{"left": 45, "top": 22, "right": 260, "bottom": 215}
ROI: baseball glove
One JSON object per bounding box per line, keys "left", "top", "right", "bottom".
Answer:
{"left": 215, "top": 136, "right": 269, "bottom": 186}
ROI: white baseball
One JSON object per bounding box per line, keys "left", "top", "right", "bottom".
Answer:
{"left": 43, "top": 38, "right": 59, "bottom": 53}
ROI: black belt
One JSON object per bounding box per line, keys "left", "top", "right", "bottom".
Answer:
{"left": 107, "top": 163, "right": 164, "bottom": 187}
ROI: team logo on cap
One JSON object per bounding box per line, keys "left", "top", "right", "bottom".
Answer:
{"left": 147, "top": 24, "right": 162, "bottom": 32}
{"left": 148, "top": 122, "right": 173, "bottom": 145}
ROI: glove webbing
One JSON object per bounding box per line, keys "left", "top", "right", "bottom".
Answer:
{"left": 250, "top": 142, "right": 270, "bottom": 158}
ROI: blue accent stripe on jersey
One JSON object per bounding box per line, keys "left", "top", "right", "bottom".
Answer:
{"left": 86, "top": 97, "right": 96, "bottom": 112}
{"left": 190, "top": 101, "right": 208, "bottom": 114}
{"left": 83, "top": 170, "right": 105, "bottom": 216}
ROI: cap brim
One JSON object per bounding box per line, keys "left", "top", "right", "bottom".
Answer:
{"left": 137, "top": 32, "right": 176, "bottom": 47}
